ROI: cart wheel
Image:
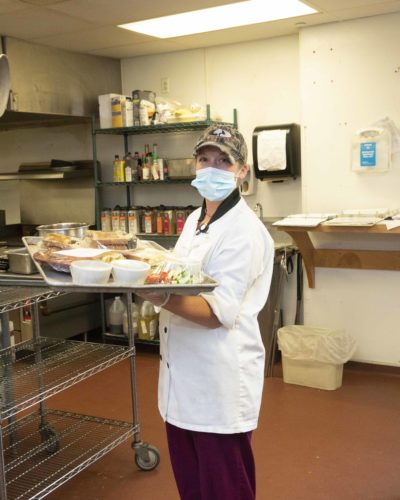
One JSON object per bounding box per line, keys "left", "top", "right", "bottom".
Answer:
{"left": 133, "top": 443, "right": 160, "bottom": 471}
{"left": 40, "top": 425, "right": 60, "bottom": 454}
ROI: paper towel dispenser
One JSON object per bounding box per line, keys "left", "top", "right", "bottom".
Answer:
{"left": 252, "top": 123, "right": 301, "bottom": 182}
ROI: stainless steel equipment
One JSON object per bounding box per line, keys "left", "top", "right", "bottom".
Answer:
{"left": 258, "top": 246, "right": 297, "bottom": 377}
{"left": 4, "top": 247, "right": 36, "bottom": 274}
{"left": 0, "top": 53, "right": 9, "bottom": 118}
{"left": 0, "top": 160, "right": 96, "bottom": 181}
{"left": 167, "top": 158, "right": 196, "bottom": 179}
{"left": 36, "top": 222, "right": 89, "bottom": 238}
{"left": 0, "top": 36, "right": 121, "bottom": 130}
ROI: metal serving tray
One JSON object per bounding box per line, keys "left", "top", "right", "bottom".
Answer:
{"left": 22, "top": 236, "right": 217, "bottom": 294}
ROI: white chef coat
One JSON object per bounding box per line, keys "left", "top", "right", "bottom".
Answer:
{"left": 158, "top": 198, "right": 274, "bottom": 434}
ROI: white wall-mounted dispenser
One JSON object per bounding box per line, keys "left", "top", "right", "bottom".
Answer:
{"left": 351, "top": 127, "right": 391, "bottom": 173}
{"left": 252, "top": 123, "right": 301, "bottom": 182}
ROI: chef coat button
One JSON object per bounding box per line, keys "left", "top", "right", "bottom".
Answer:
{"left": 164, "top": 326, "right": 167, "bottom": 333}
{"left": 160, "top": 354, "right": 162, "bottom": 361}
{"left": 167, "top": 362, "right": 170, "bottom": 368}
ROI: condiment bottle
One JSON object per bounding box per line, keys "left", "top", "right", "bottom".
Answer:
{"left": 138, "top": 301, "right": 159, "bottom": 340}
{"left": 142, "top": 156, "right": 150, "bottom": 180}
{"left": 113, "top": 154, "right": 125, "bottom": 182}
{"left": 132, "top": 151, "right": 140, "bottom": 180}
{"left": 123, "top": 302, "right": 139, "bottom": 337}
{"left": 124, "top": 151, "right": 133, "bottom": 182}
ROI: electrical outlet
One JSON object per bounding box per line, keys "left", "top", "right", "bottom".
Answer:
{"left": 161, "top": 77, "right": 170, "bottom": 94}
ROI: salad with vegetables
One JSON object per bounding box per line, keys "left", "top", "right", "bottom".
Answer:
{"left": 145, "top": 257, "right": 202, "bottom": 285}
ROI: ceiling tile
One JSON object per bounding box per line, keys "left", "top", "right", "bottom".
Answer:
{"left": 32, "top": 26, "right": 149, "bottom": 52}
{"left": 0, "top": 0, "right": 400, "bottom": 59}
{"left": 307, "top": 0, "right": 400, "bottom": 10}
{"left": 327, "top": 2, "right": 400, "bottom": 20}
{"left": 168, "top": 12, "right": 334, "bottom": 49}
{"left": 89, "top": 39, "right": 188, "bottom": 59}
{"left": 46, "top": 0, "right": 243, "bottom": 25}
{"left": 0, "top": 0, "right": 30, "bottom": 14}
{"left": 0, "top": 6, "right": 96, "bottom": 39}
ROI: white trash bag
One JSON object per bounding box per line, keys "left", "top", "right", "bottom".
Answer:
{"left": 278, "top": 325, "right": 356, "bottom": 365}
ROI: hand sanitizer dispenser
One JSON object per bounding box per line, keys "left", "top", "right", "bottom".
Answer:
{"left": 351, "top": 127, "right": 391, "bottom": 173}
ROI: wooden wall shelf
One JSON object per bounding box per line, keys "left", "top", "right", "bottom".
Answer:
{"left": 277, "top": 224, "right": 400, "bottom": 288}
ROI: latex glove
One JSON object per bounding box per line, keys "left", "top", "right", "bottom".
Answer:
{"left": 136, "top": 290, "right": 171, "bottom": 308}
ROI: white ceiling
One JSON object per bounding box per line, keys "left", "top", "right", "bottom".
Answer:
{"left": 1, "top": 0, "right": 400, "bottom": 59}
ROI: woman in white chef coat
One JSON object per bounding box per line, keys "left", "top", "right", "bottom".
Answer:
{"left": 141, "top": 125, "right": 274, "bottom": 500}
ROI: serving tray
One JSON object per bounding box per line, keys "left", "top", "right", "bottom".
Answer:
{"left": 22, "top": 237, "right": 217, "bottom": 295}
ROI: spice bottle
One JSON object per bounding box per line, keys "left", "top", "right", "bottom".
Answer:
{"left": 124, "top": 151, "right": 133, "bottom": 182}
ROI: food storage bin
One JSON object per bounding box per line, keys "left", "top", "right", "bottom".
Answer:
{"left": 6, "top": 248, "right": 38, "bottom": 274}
{"left": 167, "top": 159, "right": 196, "bottom": 179}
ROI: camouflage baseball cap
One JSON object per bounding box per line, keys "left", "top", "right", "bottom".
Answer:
{"left": 193, "top": 125, "right": 248, "bottom": 164}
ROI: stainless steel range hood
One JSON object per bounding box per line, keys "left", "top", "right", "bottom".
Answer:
{"left": 0, "top": 36, "right": 121, "bottom": 130}
{"left": 0, "top": 160, "right": 96, "bottom": 180}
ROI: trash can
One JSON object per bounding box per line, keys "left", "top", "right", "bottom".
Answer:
{"left": 277, "top": 325, "right": 356, "bottom": 390}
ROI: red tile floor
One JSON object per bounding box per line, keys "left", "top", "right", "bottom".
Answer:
{"left": 43, "top": 352, "right": 400, "bottom": 500}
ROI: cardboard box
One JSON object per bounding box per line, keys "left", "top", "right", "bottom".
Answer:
{"left": 98, "top": 93, "right": 120, "bottom": 129}
{"left": 132, "top": 90, "right": 156, "bottom": 126}
{"left": 282, "top": 355, "right": 343, "bottom": 390}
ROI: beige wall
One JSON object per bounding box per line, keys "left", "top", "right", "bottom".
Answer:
{"left": 120, "top": 35, "right": 302, "bottom": 216}
{"left": 120, "top": 13, "right": 400, "bottom": 365}
{"left": 299, "top": 13, "right": 400, "bottom": 366}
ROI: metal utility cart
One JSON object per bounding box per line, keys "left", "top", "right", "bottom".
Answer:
{"left": 0, "top": 285, "right": 160, "bottom": 500}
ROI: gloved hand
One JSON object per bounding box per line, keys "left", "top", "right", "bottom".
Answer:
{"left": 135, "top": 290, "right": 171, "bottom": 308}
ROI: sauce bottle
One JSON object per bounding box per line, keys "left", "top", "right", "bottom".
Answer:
{"left": 138, "top": 301, "right": 159, "bottom": 340}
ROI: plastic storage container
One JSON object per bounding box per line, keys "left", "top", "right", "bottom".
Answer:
{"left": 278, "top": 325, "right": 356, "bottom": 391}
{"left": 108, "top": 296, "right": 126, "bottom": 335}
{"left": 123, "top": 302, "right": 139, "bottom": 337}
{"left": 138, "top": 301, "right": 158, "bottom": 341}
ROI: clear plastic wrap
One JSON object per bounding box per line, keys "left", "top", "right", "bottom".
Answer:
{"left": 145, "top": 255, "right": 202, "bottom": 285}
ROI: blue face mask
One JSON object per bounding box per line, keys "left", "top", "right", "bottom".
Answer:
{"left": 191, "top": 167, "right": 237, "bottom": 201}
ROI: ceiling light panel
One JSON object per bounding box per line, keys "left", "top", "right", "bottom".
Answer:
{"left": 119, "top": 0, "right": 317, "bottom": 38}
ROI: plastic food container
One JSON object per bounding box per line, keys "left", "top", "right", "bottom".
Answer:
{"left": 6, "top": 248, "right": 37, "bottom": 275}
{"left": 111, "top": 259, "right": 150, "bottom": 285}
{"left": 146, "top": 256, "right": 202, "bottom": 284}
{"left": 70, "top": 260, "right": 112, "bottom": 285}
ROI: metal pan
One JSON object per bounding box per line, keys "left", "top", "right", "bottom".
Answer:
{"left": 0, "top": 54, "right": 10, "bottom": 117}
{"left": 36, "top": 222, "right": 90, "bottom": 238}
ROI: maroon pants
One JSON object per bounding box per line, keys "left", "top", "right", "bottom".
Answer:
{"left": 166, "top": 422, "right": 256, "bottom": 500}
